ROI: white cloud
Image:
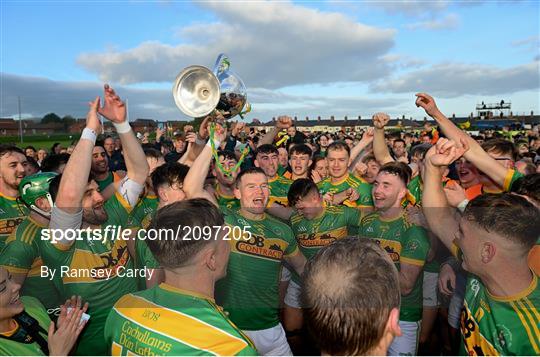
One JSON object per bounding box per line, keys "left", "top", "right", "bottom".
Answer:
{"left": 1, "top": 73, "right": 411, "bottom": 122}
{"left": 511, "top": 35, "right": 540, "bottom": 52}
{"left": 406, "top": 13, "right": 460, "bottom": 30}
{"left": 370, "top": 61, "right": 540, "bottom": 97}
{"left": 369, "top": 0, "right": 449, "bottom": 16}
{"left": 76, "top": 1, "right": 395, "bottom": 89}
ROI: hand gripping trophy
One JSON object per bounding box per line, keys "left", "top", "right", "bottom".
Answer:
{"left": 172, "top": 54, "right": 251, "bottom": 176}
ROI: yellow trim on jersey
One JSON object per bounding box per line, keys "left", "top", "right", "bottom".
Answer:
{"left": 159, "top": 283, "right": 215, "bottom": 302}
{"left": 22, "top": 224, "right": 38, "bottom": 244}
{"left": 0, "top": 320, "right": 19, "bottom": 337}
{"left": 401, "top": 256, "right": 425, "bottom": 267}
{"left": 27, "top": 216, "right": 47, "bottom": 228}
{"left": 503, "top": 169, "right": 516, "bottom": 192}
{"left": 114, "top": 294, "right": 249, "bottom": 356}
{"left": 523, "top": 297, "right": 540, "bottom": 324}
{"left": 1, "top": 265, "right": 28, "bottom": 274}
{"left": 0, "top": 191, "right": 17, "bottom": 201}
{"left": 267, "top": 175, "right": 279, "bottom": 183}
{"left": 111, "top": 341, "right": 122, "bottom": 355}
{"left": 487, "top": 273, "right": 537, "bottom": 302}
{"left": 114, "top": 190, "right": 133, "bottom": 212}
{"left": 510, "top": 301, "right": 540, "bottom": 354}
{"left": 329, "top": 173, "right": 350, "bottom": 186}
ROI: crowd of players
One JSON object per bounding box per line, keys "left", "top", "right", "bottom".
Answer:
{"left": 0, "top": 85, "right": 539, "bottom": 356}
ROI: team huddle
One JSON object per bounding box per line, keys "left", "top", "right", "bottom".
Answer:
{"left": 0, "top": 85, "right": 538, "bottom": 356}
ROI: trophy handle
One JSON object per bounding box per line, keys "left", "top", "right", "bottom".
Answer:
{"left": 213, "top": 53, "right": 230, "bottom": 76}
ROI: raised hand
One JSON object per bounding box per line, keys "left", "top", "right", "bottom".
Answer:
{"left": 49, "top": 295, "right": 89, "bottom": 356}
{"left": 311, "top": 169, "right": 322, "bottom": 184}
{"left": 276, "top": 116, "right": 293, "bottom": 129}
{"left": 86, "top": 97, "right": 102, "bottom": 133}
{"left": 426, "top": 138, "right": 468, "bottom": 167}
{"left": 98, "top": 84, "right": 127, "bottom": 123}
{"left": 415, "top": 93, "right": 441, "bottom": 117}
{"left": 372, "top": 112, "right": 390, "bottom": 129}
{"left": 362, "top": 127, "right": 375, "bottom": 141}
{"left": 184, "top": 125, "right": 194, "bottom": 133}
{"left": 57, "top": 295, "right": 89, "bottom": 329}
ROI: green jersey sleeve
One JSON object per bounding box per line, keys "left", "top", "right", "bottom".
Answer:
{"left": 0, "top": 234, "right": 37, "bottom": 273}
{"left": 282, "top": 225, "right": 299, "bottom": 257}
{"left": 400, "top": 225, "right": 430, "bottom": 267}
{"left": 343, "top": 206, "right": 362, "bottom": 234}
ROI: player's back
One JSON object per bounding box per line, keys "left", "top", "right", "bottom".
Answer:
{"left": 105, "top": 283, "right": 257, "bottom": 356}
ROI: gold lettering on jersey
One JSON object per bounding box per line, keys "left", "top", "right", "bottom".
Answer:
{"left": 235, "top": 236, "right": 285, "bottom": 261}
{"left": 461, "top": 302, "right": 499, "bottom": 355}
{"left": 0, "top": 217, "right": 24, "bottom": 234}
{"left": 120, "top": 321, "right": 172, "bottom": 353}
{"left": 298, "top": 227, "right": 348, "bottom": 248}
{"left": 63, "top": 240, "right": 130, "bottom": 283}
{"left": 372, "top": 238, "right": 402, "bottom": 263}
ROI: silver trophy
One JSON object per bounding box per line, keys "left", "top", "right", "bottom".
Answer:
{"left": 172, "top": 54, "right": 250, "bottom": 120}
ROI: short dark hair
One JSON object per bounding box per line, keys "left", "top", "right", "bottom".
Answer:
{"left": 40, "top": 153, "right": 70, "bottom": 173}
{"left": 146, "top": 199, "right": 224, "bottom": 269}
{"left": 25, "top": 156, "right": 39, "bottom": 171}
{"left": 393, "top": 138, "right": 406, "bottom": 147}
{"left": 151, "top": 162, "right": 189, "bottom": 193}
{"left": 481, "top": 138, "right": 516, "bottom": 160}
{"left": 49, "top": 172, "right": 95, "bottom": 202}
{"left": 217, "top": 150, "right": 237, "bottom": 162}
{"left": 288, "top": 144, "right": 312, "bottom": 158}
{"left": 288, "top": 178, "right": 318, "bottom": 207}
{"left": 410, "top": 143, "right": 431, "bottom": 160}
{"left": 255, "top": 144, "right": 278, "bottom": 157}
{"left": 511, "top": 173, "right": 540, "bottom": 205}
{"left": 463, "top": 193, "right": 540, "bottom": 252}
{"left": 362, "top": 154, "right": 378, "bottom": 165}
{"left": 327, "top": 141, "right": 350, "bottom": 156}
{"left": 25, "top": 145, "right": 37, "bottom": 152}
{"left": 0, "top": 145, "right": 24, "bottom": 159}
{"left": 234, "top": 167, "right": 266, "bottom": 188}
{"left": 378, "top": 161, "right": 411, "bottom": 186}
{"left": 302, "top": 238, "right": 400, "bottom": 355}
{"left": 143, "top": 148, "right": 163, "bottom": 160}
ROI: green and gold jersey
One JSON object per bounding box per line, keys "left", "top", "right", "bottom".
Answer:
{"left": 289, "top": 205, "right": 362, "bottom": 284}
{"left": 0, "top": 296, "right": 51, "bottom": 356}
{"left": 216, "top": 208, "right": 299, "bottom": 331}
{"left": 105, "top": 284, "right": 257, "bottom": 356}
{"left": 502, "top": 168, "right": 523, "bottom": 192}
{"left": 126, "top": 194, "right": 160, "bottom": 289}
{"left": 0, "top": 192, "right": 28, "bottom": 251}
{"left": 0, "top": 217, "right": 62, "bottom": 313}
{"left": 127, "top": 194, "right": 158, "bottom": 232}
{"left": 215, "top": 186, "right": 240, "bottom": 211}
{"left": 267, "top": 175, "right": 292, "bottom": 207}
{"left": 317, "top": 173, "right": 373, "bottom": 208}
{"left": 358, "top": 211, "right": 430, "bottom": 322}
{"left": 460, "top": 273, "right": 540, "bottom": 355}
{"left": 39, "top": 192, "right": 137, "bottom": 356}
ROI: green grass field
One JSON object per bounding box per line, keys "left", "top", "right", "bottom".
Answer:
{"left": 0, "top": 134, "right": 79, "bottom": 150}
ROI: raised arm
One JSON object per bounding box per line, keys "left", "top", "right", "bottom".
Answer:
{"left": 348, "top": 127, "right": 374, "bottom": 166}
{"left": 422, "top": 138, "right": 467, "bottom": 251}
{"left": 54, "top": 98, "right": 101, "bottom": 214}
{"left": 372, "top": 113, "right": 394, "bottom": 165}
{"left": 183, "top": 123, "right": 227, "bottom": 206}
{"left": 416, "top": 93, "right": 509, "bottom": 187}
{"left": 258, "top": 116, "right": 293, "bottom": 147}
{"left": 99, "top": 85, "right": 149, "bottom": 187}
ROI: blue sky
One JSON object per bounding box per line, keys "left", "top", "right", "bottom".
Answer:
{"left": 1, "top": 0, "right": 539, "bottom": 122}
